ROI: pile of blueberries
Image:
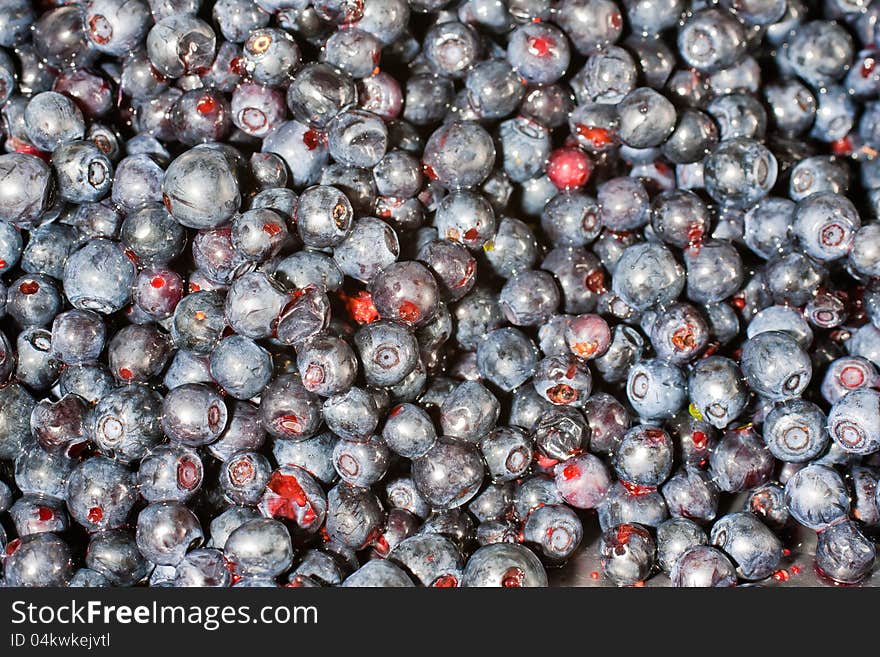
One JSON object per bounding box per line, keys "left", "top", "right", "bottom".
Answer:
{"left": 0, "top": 0, "right": 878, "bottom": 589}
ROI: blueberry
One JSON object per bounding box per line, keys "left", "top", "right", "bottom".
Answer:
{"left": 764, "top": 398, "right": 829, "bottom": 462}
{"left": 598, "top": 523, "right": 656, "bottom": 587}
{"left": 710, "top": 512, "right": 782, "bottom": 581}
{"left": 741, "top": 331, "right": 812, "bottom": 401}
{"left": 656, "top": 518, "right": 706, "bottom": 574}
{"left": 4, "top": 533, "right": 72, "bottom": 587}
{"left": 66, "top": 456, "right": 137, "bottom": 532}
{"left": 815, "top": 520, "right": 876, "bottom": 585}
{"left": 462, "top": 543, "right": 548, "bottom": 587}
{"left": 670, "top": 545, "right": 737, "bottom": 587}
{"left": 710, "top": 428, "right": 775, "bottom": 493}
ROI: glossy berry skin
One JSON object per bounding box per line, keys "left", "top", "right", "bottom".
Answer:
{"left": 626, "top": 358, "right": 688, "bottom": 421}
{"left": 11, "top": 495, "right": 69, "bottom": 537}
{"left": 523, "top": 504, "right": 582, "bottom": 564}
{"left": 440, "top": 381, "right": 500, "bottom": 443}
{"left": 507, "top": 22, "right": 571, "bottom": 85}
{"left": 4, "top": 533, "right": 72, "bottom": 587}
{"left": 260, "top": 373, "right": 323, "bottom": 440}
{"left": 138, "top": 445, "right": 204, "bottom": 503}
{"left": 161, "top": 383, "right": 228, "bottom": 447}
{"left": 8, "top": 274, "right": 62, "bottom": 328}
{"left": 565, "top": 313, "right": 612, "bottom": 361}
{"left": 741, "top": 331, "right": 812, "bottom": 401}
{"left": 821, "top": 357, "right": 878, "bottom": 405}
{"left": 746, "top": 483, "right": 789, "bottom": 530}
{"left": 499, "top": 270, "right": 560, "bottom": 326}
{"left": 325, "top": 482, "right": 385, "bottom": 549}
{"left": 162, "top": 147, "right": 240, "bottom": 230}
{"left": 711, "top": 512, "right": 781, "bottom": 581}
{"left": 341, "top": 560, "right": 414, "bottom": 587}
{"left": 598, "top": 523, "right": 656, "bottom": 587}
{"left": 783, "top": 464, "right": 850, "bottom": 531}
{"left": 388, "top": 534, "right": 462, "bottom": 587}
{"left": 433, "top": 191, "right": 496, "bottom": 250}
{"left": 670, "top": 545, "right": 737, "bottom": 588}
{"left": 532, "top": 354, "right": 592, "bottom": 408}
{"left": 612, "top": 242, "right": 684, "bottom": 311}
{"left": 333, "top": 217, "right": 400, "bottom": 284}
{"left": 327, "top": 109, "right": 388, "bottom": 168}
{"left": 684, "top": 241, "right": 744, "bottom": 306}
{"left": 709, "top": 429, "right": 775, "bottom": 493}
{"left": 412, "top": 437, "right": 484, "bottom": 509}
{"left": 296, "top": 333, "right": 357, "bottom": 397}
{"left": 223, "top": 273, "right": 288, "bottom": 340}
{"left": 480, "top": 426, "right": 533, "bottom": 482}
{"left": 355, "top": 321, "right": 419, "bottom": 387}
{"left": 540, "top": 194, "right": 601, "bottom": 249}
{"left": 763, "top": 399, "right": 829, "bottom": 462}
{"left": 108, "top": 324, "right": 172, "bottom": 384}
{"left": 650, "top": 303, "right": 709, "bottom": 365}
{"left": 688, "top": 357, "right": 749, "bottom": 429}
{"left": 703, "top": 138, "right": 778, "bottom": 210}
{"left": 422, "top": 121, "right": 496, "bottom": 190}
{"left": 656, "top": 518, "right": 706, "bottom": 575}
{"left": 815, "top": 520, "right": 876, "bottom": 585}
{"left": 614, "top": 425, "right": 674, "bottom": 489}
{"left": 121, "top": 207, "right": 187, "bottom": 266}
{"left": 483, "top": 216, "right": 540, "bottom": 279}
{"left": 677, "top": 9, "right": 746, "bottom": 73}
{"left": 66, "top": 456, "right": 137, "bottom": 532}
{"left": 381, "top": 402, "right": 436, "bottom": 458}
{"left": 146, "top": 15, "right": 216, "bottom": 79}
{"left": 86, "top": 530, "right": 150, "bottom": 587}
{"left": 462, "top": 543, "right": 548, "bottom": 587}
{"left": 533, "top": 406, "right": 588, "bottom": 462}
{"left": 827, "top": 389, "right": 880, "bottom": 456}
{"left": 332, "top": 435, "right": 390, "bottom": 487}
{"left": 662, "top": 467, "right": 720, "bottom": 523}
{"left": 369, "top": 261, "right": 440, "bottom": 328}
{"left": 52, "top": 141, "right": 113, "bottom": 203}
{"left": 545, "top": 146, "right": 592, "bottom": 191}
{"left": 322, "top": 387, "right": 379, "bottom": 441}
{"left": 63, "top": 238, "right": 135, "bottom": 314}
{"left": 224, "top": 518, "right": 293, "bottom": 578}
{"left": 91, "top": 386, "right": 164, "bottom": 463}
{"left": 554, "top": 453, "right": 612, "bottom": 509}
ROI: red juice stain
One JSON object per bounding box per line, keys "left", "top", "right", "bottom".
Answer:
{"left": 501, "top": 567, "right": 525, "bottom": 587}
{"left": 262, "top": 222, "right": 282, "bottom": 237}
{"left": 562, "top": 463, "right": 580, "bottom": 480}
{"left": 118, "top": 368, "right": 133, "bottom": 381}
{"left": 527, "top": 36, "right": 552, "bottom": 57}
{"left": 547, "top": 384, "right": 577, "bottom": 404}
{"left": 432, "top": 574, "right": 458, "bottom": 587}
{"left": 398, "top": 300, "right": 420, "bottom": 323}
{"left": 342, "top": 290, "right": 379, "bottom": 324}
{"left": 302, "top": 130, "right": 321, "bottom": 150}
{"left": 38, "top": 507, "right": 54, "bottom": 521}
{"left": 590, "top": 571, "right": 600, "bottom": 580}
{"left": 150, "top": 276, "right": 165, "bottom": 288}
{"left": 18, "top": 281, "right": 39, "bottom": 295}
{"left": 196, "top": 95, "right": 217, "bottom": 114}
{"left": 616, "top": 525, "right": 634, "bottom": 544}
{"left": 575, "top": 125, "right": 614, "bottom": 149}
{"left": 88, "top": 507, "right": 103, "bottom": 523}
{"left": 621, "top": 480, "right": 655, "bottom": 496}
